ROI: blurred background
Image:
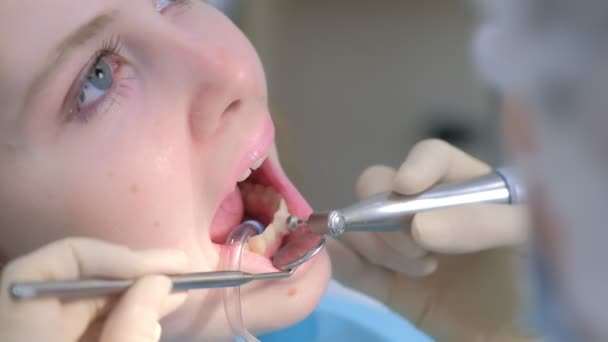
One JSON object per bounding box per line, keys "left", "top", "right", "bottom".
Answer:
{"left": 210, "top": 0, "right": 501, "bottom": 210}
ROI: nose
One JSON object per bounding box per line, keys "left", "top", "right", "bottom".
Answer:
{"left": 159, "top": 28, "right": 261, "bottom": 141}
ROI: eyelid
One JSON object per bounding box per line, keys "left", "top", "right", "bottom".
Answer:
{"left": 63, "top": 39, "right": 126, "bottom": 123}
{"left": 156, "top": 0, "right": 191, "bottom": 12}
{"left": 67, "top": 54, "right": 131, "bottom": 124}
{"left": 79, "top": 55, "right": 122, "bottom": 110}
{"left": 63, "top": 52, "right": 106, "bottom": 119}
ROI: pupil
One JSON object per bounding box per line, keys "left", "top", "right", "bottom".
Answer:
{"left": 88, "top": 60, "right": 113, "bottom": 90}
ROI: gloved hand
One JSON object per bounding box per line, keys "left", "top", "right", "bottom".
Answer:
{"left": 327, "top": 139, "right": 535, "bottom": 341}
{"left": 0, "top": 238, "right": 189, "bottom": 342}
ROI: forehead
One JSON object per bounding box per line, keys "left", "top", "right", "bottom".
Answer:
{"left": 0, "top": 1, "right": 103, "bottom": 53}
{"left": 0, "top": 1, "right": 103, "bottom": 114}
{"left": 1, "top": 1, "right": 91, "bottom": 68}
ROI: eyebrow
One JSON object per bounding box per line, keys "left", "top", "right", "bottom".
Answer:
{"left": 23, "top": 10, "right": 118, "bottom": 110}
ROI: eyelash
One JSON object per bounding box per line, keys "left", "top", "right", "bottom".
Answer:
{"left": 173, "top": 0, "right": 193, "bottom": 7}
{"left": 65, "top": 36, "right": 129, "bottom": 123}
{"left": 158, "top": 0, "right": 193, "bottom": 13}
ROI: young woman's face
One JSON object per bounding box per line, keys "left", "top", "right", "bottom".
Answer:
{"left": 0, "top": 1, "right": 331, "bottom": 340}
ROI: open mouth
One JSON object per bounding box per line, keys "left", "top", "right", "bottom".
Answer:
{"left": 209, "top": 149, "right": 313, "bottom": 265}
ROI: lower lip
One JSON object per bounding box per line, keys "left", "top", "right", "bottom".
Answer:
{"left": 214, "top": 241, "right": 323, "bottom": 275}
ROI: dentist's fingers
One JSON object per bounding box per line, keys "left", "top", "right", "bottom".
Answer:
{"left": 411, "top": 204, "right": 530, "bottom": 253}
{"left": 1, "top": 238, "right": 189, "bottom": 336}
{"left": 326, "top": 239, "right": 434, "bottom": 324}
{"left": 340, "top": 232, "right": 438, "bottom": 277}
{"left": 393, "top": 139, "right": 492, "bottom": 195}
{"left": 1, "top": 238, "right": 189, "bottom": 284}
{"left": 356, "top": 165, "right": 396, "bottom": 199}
{"left": 100, "top": 275, "right": 179, "bottom": 342}
{"left": 358, "top": 172, "right": 429, "bottom": 258}
{"left": 376, "top": 230, "right": 428, "bottom": 259}
{"left": 325, "top": 239, "right": 393, "bottom": 301}
{"left": 354, "top": 164, "right": 429, "bottom": 259}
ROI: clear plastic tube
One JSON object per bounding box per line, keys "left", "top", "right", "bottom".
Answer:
{"left": 221, "top": 220, "right": 264, "bottom": 342}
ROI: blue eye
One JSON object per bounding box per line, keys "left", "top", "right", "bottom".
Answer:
{"left": 66, "top": 37, "right": 124, "bottom": 123}
{"left": 77, "top": 58, "right": 114, "bottom": 109}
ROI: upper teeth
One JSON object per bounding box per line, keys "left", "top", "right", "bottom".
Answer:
{"left": 238, "top": 169, "right": 252, "bottom": 182}
{"left": 237, "top": 154, "right": 267, "bottom": 182}
{"left": 251, "top": 156, "right": 265, "bottom": 170}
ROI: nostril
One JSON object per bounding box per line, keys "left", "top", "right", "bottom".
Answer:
{"left": 224, "top": 100, "right": 242, "bottom": 115}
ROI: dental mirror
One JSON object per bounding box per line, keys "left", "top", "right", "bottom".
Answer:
{"left": 271, "top": 232, "right": 326, "bottom": 270}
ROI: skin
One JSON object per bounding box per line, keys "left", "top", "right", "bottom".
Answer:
{"left": 0, "top": 1, "right": 330, "bottom": 341}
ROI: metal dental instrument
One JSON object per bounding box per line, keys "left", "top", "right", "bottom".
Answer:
{"left": 271, "top": 233, "right": 326, "bottom": 270}
{"left": 10, "top": 268, "right": 296, "bottom": 300}
{"left": 287, "top": 167, "right": 526, "bottom": 238}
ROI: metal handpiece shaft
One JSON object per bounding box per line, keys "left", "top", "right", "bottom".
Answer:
{"left": 10, "top": 270, "right": 294, "bottom": 300}
{"left": 300, "top": 168, "right": 525, "bottom": 237}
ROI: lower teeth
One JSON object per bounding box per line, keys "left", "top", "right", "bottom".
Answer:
{"left": 246, "top": 199, "right": 290, "bottom": 256}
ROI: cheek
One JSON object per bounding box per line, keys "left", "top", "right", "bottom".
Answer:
{"left": 50, "top": 117, "right": 207, "bottom": 250}
{"left": 502, "top": 96, "right": 536, "bottom": 156}
{"left": 241, "top": 252, "right": 332, "bottom": 334}
{"left": 529, "top": 188, "right": 563, "bottom": 270}
{"left": 58, "top": 154, "right": 190, "bottom": 248}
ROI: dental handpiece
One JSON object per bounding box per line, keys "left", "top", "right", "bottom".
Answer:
{"left": 288, "top": 168, "right": 526, "bottom": 238}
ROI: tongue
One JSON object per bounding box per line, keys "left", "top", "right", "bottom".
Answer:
{"left": 209, "top": 187, "right": 244, "bottom": 244}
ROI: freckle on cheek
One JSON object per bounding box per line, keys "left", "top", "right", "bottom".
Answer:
{"left": 153, "top": 220, "right": 160, "bottom": 228}
{"left": 130, "top": 184, "right": 139, "bottom": 194}
{"left": 287, "top": 287, "right": 297, "bottom": 297}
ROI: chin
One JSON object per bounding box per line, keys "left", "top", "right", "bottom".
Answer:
{"left": 165, "top": 251, "right": 330, "bottom": 342}
{"left": 240, "top": 248, "right": 331, "bottom": 335}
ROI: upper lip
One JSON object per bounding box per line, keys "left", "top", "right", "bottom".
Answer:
{"left": 224, "top": 113, "right": 274, "bottom": 185}
{"left": 235, "top": 142, "right": 271, "bottom": 183}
